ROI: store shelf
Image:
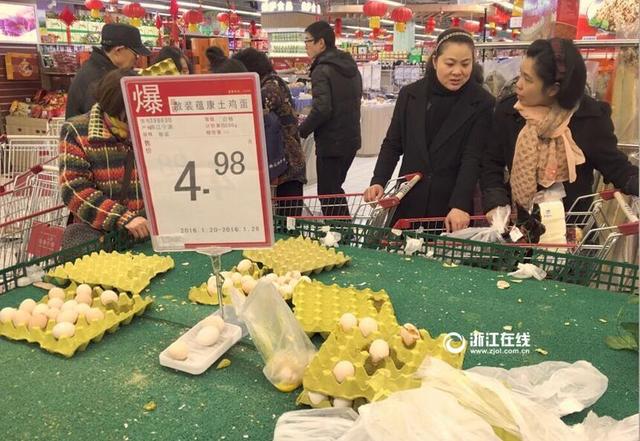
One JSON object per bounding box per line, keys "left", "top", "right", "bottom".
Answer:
{"left": 270, "top": 41, "right": 305, "bottom": 46}
{"left": 269, "top": 53, "right": 309, "bottom": 58}
{"left": 42, "top": 72, "right": 76, "bottom": 76}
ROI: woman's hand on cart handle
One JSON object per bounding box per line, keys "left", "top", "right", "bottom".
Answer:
{"left": 125, "top": 216, "right": 150, "bottom": 240}
{"left": 364, "top": 184, "right": 384, "bottom": 203}
{"left": 445, "top": 208, "right": 470, "bottom": 233}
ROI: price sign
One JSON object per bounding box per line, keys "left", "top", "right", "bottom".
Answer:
{"left": 122, "top": 73, "right": 273, "bottom": 252}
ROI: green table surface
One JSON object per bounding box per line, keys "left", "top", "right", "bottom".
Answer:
{"left": 0, "top": 242, "right": 637, "bottom": 441}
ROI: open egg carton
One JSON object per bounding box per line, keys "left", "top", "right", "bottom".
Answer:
{"left": 292, "top": 280, "right": 397, "bottom": 336}
{"left": 243, "top": 236, "right": 351, "bottom": 276}
{"left": 296, "top": 317, "right": 466, "bottom": 409}
{"left": 46, "top": 250, "right": 174, "bottom": 294}
{"left": 139, "top": 58, "right": 180, "bottom": 76}
{"left": 0, "top": 283, "right": 153, "bottom": 357}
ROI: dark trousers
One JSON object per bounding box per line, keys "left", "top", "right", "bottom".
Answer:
{"left": 316, "top": 152, "right": 356, "bottom": 217}
{"left": 274, "top": 180, "right": 304, "bottom": 217}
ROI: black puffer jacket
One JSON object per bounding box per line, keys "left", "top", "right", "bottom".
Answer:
{"left": 299, "top": 48, "right": 363, "bottom": 158}
{"left": 66, "top": 48, "right": 117, "bottom": 118}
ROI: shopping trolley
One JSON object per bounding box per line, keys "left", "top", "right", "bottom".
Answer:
{"left": 271, "top": 172, "right": 422, "bottom": 228}
{"left": 0, "top": 135, "right": 59, "bottom": 185}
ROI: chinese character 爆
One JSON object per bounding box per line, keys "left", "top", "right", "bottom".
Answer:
{"left": 134, "top": 84, "right": 163, "bottom": 114}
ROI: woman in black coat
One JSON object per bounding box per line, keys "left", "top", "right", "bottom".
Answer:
{"left": 481, "top": 39, "right": 638, "bottom": 221}
{"left": 364, "top": 28, "right": 495, "bottom": 232}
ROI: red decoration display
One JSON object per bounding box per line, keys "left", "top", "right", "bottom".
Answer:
{"left": 122, "top": 2, "right": 145, "bottom": 27}
{"left": 249, "top": 20, "right": 258, "bottom": 37}
{"left": 451, "top": 16, "right": 461, "bottom": 28}
{"left": 335, "top": 17, "right": 343, "bottom": 37}
{"left": 84, "top": 0, "right": 103, "bottom": 19}
{"left": 218, "top": 12, "right": 229, "bottom": 32}
{"left": 391, "top": 7, "right": 413, "bottom": 32}
{"left": 183, "top": 9, "right": 204, "bottom": 32}
{"left": 425, "top": 16, "right": 436, "bottom": 34}
{"left": 58, "top": 6, "right": 76, "bottom": 44}
{"left": 363, "top": 1, "right": 388, "bottom": 29}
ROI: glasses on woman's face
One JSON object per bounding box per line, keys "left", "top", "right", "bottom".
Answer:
{"left": 125, "top": 47, "right": 139, "bottom": 59}
{"left": 304, "top": 39, "right": 316, "bottom": 45}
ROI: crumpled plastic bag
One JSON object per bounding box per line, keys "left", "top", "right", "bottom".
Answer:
{"left": 443, "top": 205, "right": 511, "bottom": 243}
{"left": 467, "top": 361, "right": 608, "bottom": 417}
{"left": 404, "top": 237, "right": 424, "bottom": 255}
{"left": 320, "top": 227, "right": 342, "bottom": 247}
{"left": 338, "top": 386, "right": 502, "bottom": 441}
{"left": 274, "top": 408, "right": 359, "bottom": 441}
{"left": 507, "top": 263, "right": 548, "bottom": 281}
{"left": 570, "top": 411, "right": 639, "bottom": 441}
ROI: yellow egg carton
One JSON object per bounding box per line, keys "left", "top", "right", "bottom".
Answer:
{"left": 0, "top": 283, "right": 153, "bottom": 358}
{"left": 139, "top": 58, "right": 180, "bottom": 76}
{"left": 188, "top": 283, "right": 231, "bottom": 306}
{"left": 188, "top": 262, "right": 265, "bottom": 306}
{"left": 243, "top": 236, "right": 351, "bottom": 275}
{"left": 46, "top": 250, "right": 174, "bottom": 294}
{"left": 292, "top": 280, "right": 397, "bottom": 336}
{"left": 296, "top": 321, "right": 465, "bottom": 408}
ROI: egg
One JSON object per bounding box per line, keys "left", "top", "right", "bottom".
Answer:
{"left": 12, "top": 310, "right": 30, "bottom": 327}
{"left": 0, "top": 307, "right": 17, "bottom": 324}
{"left": 497, "top": 280, "right": 511, "bottom": 290}
{"left": 75, "top": 291, "right": 92, "bottom": 305}
{"left": 278, "top": 284, "right": 293, "bottom": 298}
{"left": 369, "top": 339, "right": 390, "bottom": 363}
{"left": 28, "top": 313, "right": 48, "bottom": 330}
{"left": 289, "top": 271, "right": 302, "bottom": 280}
{"left": 332, "top": 398, "right": 353, "bottom": 408}
{"left": 241, "top": 278, "right": 257, "bottom": 295}
{"left": 61, "top": 300, "right": 78, "bottom": 311}
{"left": 167, "top": 341, "right": 189, "bottom": 360}
{"left": 19, "top": 298, "right": 37, "bottom": 313}
{"left": 231, "top": 273, "right": 242, "bottom": 284}
{"left": 277, "top": 276, "right": 287, "bottom": 285}
{"left": 76, "top": 303, "right": 91, "bottom": 315}
{"left": 339, "top": 313, "right": 358, "bottom": 332}
{"left": 75, "top": 283, "right": 92, "bottom": 298}
{"left": 201, "top": 315, "right": 225, "bottom": 333}
{"left": 400, "top": 323, "right": 421, "bottom": 347}
{"left": 332, "top": 360, "right": 355, "bottom": 383}
{"left": 358, "top": 317, "right": 378, "bottom": 337}
{"left": 264, "top": 273, "right": 278, "bottom": 282}
{"left": 236, "top": 259, "right": 253, "bottom": 273}
{"left": 32, "top": 303, "right": 49, "bottom": 316}
{"left": 300, "top": 276, "right": 312, "bottom": 284}
{"left": 47, "top": 298, "right": 64, "bottom": 309}
{"left": 48, "top": 287, "right": 66, "bottom": 301}
{"left": 307, "top": 391, "right": 327, "bottom": 405}
{"left": 100, "top": 290, "right": 118, "bottom": 305}
{"left": 85, "top": 308, "right": 105, "bottom": 322}
{"left": 52, "top": 322, "right": 75, "bottom": 339}
{"left": 46, "top": 308, "right": 60, "bottom": 321}
{"left": 195, "top": 325, "right": 220, "bottom": 346}
{"left": 57, "top": 309, "right": 78, "bottom": 324}
{"left": 222, "top": 279, "right": 234, "bottom": 291}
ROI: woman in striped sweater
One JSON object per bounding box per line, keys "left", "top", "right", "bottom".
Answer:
{"left": 59, "top": 68, "right": 149, "bottom": 246}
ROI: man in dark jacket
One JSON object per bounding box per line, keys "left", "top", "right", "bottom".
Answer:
{"left": 65, "top": 23, "right": 151, "bottom": 119}
{"left": 299, "top": 21, "right": 363, "bottom": 216}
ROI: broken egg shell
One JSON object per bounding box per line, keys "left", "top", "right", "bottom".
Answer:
{"left": 400, "top": 323, "right": 421, "bottom": 347}
{"left": 497, "top": 280, "right": 511, "bottom": 290}
{"left": 332, "top": 360, "right": 355, "bottom": 383}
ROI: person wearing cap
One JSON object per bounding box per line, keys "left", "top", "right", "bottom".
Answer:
{"left": 65, "top": 23, "right": 151, "bottom": 119}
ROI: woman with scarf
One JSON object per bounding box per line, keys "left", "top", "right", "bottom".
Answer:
{"left": 59, "top": 68, "right": 149, "bottom": 248}
{"left": 364, "top": 28, "right": 495, "bottom": 232}
{"left": 481, "top": 38, "right": 638, "bottom": 240}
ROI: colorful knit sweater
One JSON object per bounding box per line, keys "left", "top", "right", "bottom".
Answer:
{"left": 59, "top": 103, "right": 144, "bottom": 232}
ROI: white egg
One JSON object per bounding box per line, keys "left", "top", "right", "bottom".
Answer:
{"left": 332, "top": 360, "right": 355, "bottom": 383}
{"left": 85, "top": 308, "right": 104, "bottom": 322}
{"left": 19, "top": 298, "right": 37, "bottom": 313}
{"left": 300, "top": 276, "right": 312, "bottom": 284}
{"left": 339, "top": 313, "right": 358, "bottom": 332}
{"left": 278, "top": 285, "right": 293, "bottom": 298}
{"left": 195, "top": 325, "right": 220, "bottom": 346}
{"left": 369, "top": 339, "right": 390, "bottom": 363}
{"left": 48, "top": 287, "right": 66, "bottom": 301}
{"left": 222, "top": 279, "right": 234, "bottom": 291}
{"left": 167, "top": 341, "right": 189, "bottom": 360}
{"left": 32, "top": 303, "right": 49, "bottom": 316}
{"left": 47, "top": 298, "right": 64, "bottom": 309}
{"left": 61, "top": 300, "right": 78, "bottom": 311}
{"left": 12, "top": 310, "right": 30, "bottom": 327}
{"left": 264, "top": 273, "right": 278, "bottom": 282}
{"left": 332, "top": 398, "right": 353, "bottom": 408}
{"left": 240, "top": 274, "right": 254, "bottom": 285}
{"left": 0, "top": 307, "right": 17, "bottom": 324}
{"left": 358, "top": 317, "right": 378, "bottom": 337}
{"left": 75, "top": 291, "right": 92, "bottom": 305}
{"left": 289, "top": 271, "right": 302, "bottom": 280}
{"left": 277, "top": 276, "right": 287, "bottom": 285}
{"left": 57, "top": 309, "right": 78, "bottom": 324}
{"left": 75, "top": 303, "right": 91, "bottom": 315}
{"left": 100, "top": 290, "right": 118, "bottom": 305}
{"left": 52, "top": 322, "right": 75, "bottom": 339}
{"left": 307, "top": 391, "right": 327, "bottom": 405}
{"left": 46, "top": 308, "right": 60, "bottom": 321}
{"left": 207, "top": 276, "right": 218, "bottom": 295}
{"left": 236, "top": 259, "right": 253, "bottom": 273}
{"left": 231, "top": 273, "right": 242, "bottom": 284}
{"left": 241, "top": 278, "right": 257, "bottom": 294}
{"left": 201, "top": 315, "right": 225, "bottom": 333}
{"left": 75, "top": 284, "right": 92, "bottom": 298}
{"left": 28, "top": 313, "right": 48, "bottom": 330}
{"left": 400, "top": 323, "right": 421, "bottom": 347}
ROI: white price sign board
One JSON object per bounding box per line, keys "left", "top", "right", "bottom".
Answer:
{"left": 122, "top": 73, "right": 274, "bottom": 252}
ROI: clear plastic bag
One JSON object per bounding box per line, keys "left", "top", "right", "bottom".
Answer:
{"left": 570, "top": 411, "right": 639, "bottom": 441}
{"left": 443, "top": 205, "right": 511, "bottom": 243}
{"left": 231, "top": 281, "right": 316, "bottom": 392}
{"left": 507, "top": 263, "right": 548, "bottom": 281}
{"left": 274, "top": 408, "right": 359, "bottom": 441}
{"left": 467, "top": 361, "right": 608, "bottom": 417}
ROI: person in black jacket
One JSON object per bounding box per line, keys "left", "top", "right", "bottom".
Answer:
{"left": 364, "top": 29, "right": 495, "bottom": 232}
{"left": 66, "top": 24, "right": 150, "bottom": 119}
{"left": 481, "top": 39, "right": 638, "bottom": 226}
{"left": 299, "top": 21, "right": 363, "bottom": 216}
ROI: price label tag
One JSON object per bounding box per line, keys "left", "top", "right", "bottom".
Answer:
{"left": 122, "top": 73, "right": 273, "bottom": 252}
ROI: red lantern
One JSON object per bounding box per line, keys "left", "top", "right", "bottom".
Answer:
{"left": 58, "top": 6, "right": 76, "bottom": 44}
{"left": 463, "top": 20, "right": 480, "bottom": 33}
{"left": 335, "top": 18, "right": 343, "bottom": 38}
{"left": 217, "top": 12, "right": 229, "bottom": 32}
{"left": 183, "top": 9, "right": 203, "bottom": 33}
{"left": 391, "top": 7, "right": 413, "bottom": 33}
{"left": 425, "top": 17, "right": 436, "bottom": 34}
{"left": 122, "top": 2, "right": 145, "bottom": 27}
{"left": 363, "top": 1, "right": 388, "bottom": 30}
{"left": 451, "top": 16, "right": 461, "bottom": 28}
{"left": 228, "top": 12, "right": 240, "bottom": 30}
{"left": 354, "top": 30, "right": 364, "bottom": 39}
{"left": 249, "top": 20, "right": 258, "bottom": 37}
{"left": 84, "top": 0, "right": 103, "bottom": 19}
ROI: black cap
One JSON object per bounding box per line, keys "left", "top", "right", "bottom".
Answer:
{"left": 101, "top": 23, "right": 151, "bottom": 56}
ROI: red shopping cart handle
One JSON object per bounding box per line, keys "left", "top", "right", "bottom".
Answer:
{"left": 618, "top": 221, "right": 639, "bottom": 236}
{"left": 400, "top": 172, "right": 423, "bottom": 181}
{"left": 599, "top": 189, "right": 621, "bottom": 200}
{"left": 376, "top": 196, "right": 400, "bottom": 209}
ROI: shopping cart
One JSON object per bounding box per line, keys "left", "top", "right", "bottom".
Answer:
{"left": 0, "top": 135, "right": 59, "bottom": 185}
{"left": 272, "top": 172, "right": 422, "bottom": 228}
